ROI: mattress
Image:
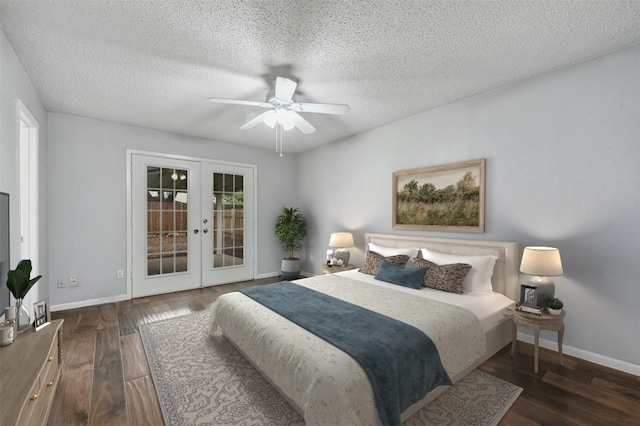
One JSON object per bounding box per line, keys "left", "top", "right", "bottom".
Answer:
{"left": 336, "top": 269, "right": 515, "bottom": 332}
{"left": 209, "top": 273, "right": 498, "bottom": 425}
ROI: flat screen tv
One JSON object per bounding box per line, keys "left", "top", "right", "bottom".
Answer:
{"left": 0, "top": 192, "right": 10, "bottom": 317}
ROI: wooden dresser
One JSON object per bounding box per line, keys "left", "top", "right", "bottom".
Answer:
{"left": 0, "top": 319, "right": 64, "bottom": 426}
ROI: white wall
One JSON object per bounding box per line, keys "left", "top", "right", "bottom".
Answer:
{"left": 47, "top": 114, "right": 297, "bottom": 307}
{"left": 297, "top": 44, "right": 640, "bottom": 372}
{"left": 0, "top": 29, "right": 49, "bottom": 309}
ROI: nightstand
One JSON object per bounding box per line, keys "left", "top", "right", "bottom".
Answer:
{"left": 511, "top": 309, "right": 565, "bottom": 374}
{"left": 322, "top": 264, "right": 356, "bottom": 274}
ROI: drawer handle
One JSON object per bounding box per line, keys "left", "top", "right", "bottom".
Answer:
{"left": 48, "top": 356, "right": 53, "bottom": 362}
{"left": 47, "top": 381, "right": 54, "bottom": 388}
{"left": 30, "top": 394, "right": 38, "bottom": 401}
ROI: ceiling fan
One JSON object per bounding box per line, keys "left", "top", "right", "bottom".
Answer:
{"left": 207, "top": 77, "right": 350, "bottom": 135}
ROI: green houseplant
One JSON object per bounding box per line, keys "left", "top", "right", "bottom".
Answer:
{"left": 545, "top": 297, "right": 563, "bottom": 315}
{"left": 275, "top": 207, "right": 307, "bottom": 279}
{"left": 7, "top": 259, "right": 42, "bottom": 332}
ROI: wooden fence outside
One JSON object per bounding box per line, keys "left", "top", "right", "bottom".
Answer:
{"left": 147, "top": 203, "right": 243, "bottom": 234}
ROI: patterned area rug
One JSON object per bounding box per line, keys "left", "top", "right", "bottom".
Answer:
{"left": 140, "top": 311, "right": 522, "bottom": 426}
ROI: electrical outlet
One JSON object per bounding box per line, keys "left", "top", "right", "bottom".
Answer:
{"left": 116, "top": 269, "right": 124, "bottom": 279}
{"left": 57, "top": 279, "right": 67, "bottom": 288}
{"left": 69, "top": 277, "right": 78, "bottom": 287}
{"left": 310, "top": 254, "right": 314, "bottom": 262}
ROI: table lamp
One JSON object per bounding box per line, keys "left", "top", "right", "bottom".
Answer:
{"left": 519, "top": 246, "right": 563, "bottom": 304}
{"left": 328, "top": 232, "right": 355, "bottom": 266}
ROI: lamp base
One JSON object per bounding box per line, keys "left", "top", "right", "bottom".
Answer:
{"left": 525, "top": 276, "right": 555, "bottom": 305}
{"left": 332, "top": 248, "right": 350, "bottom": 265}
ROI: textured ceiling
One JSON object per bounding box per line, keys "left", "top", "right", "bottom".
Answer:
{"left": 1, "top": 1, "right": 640, "bottom": 153}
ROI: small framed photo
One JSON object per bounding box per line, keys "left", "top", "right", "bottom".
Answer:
{"left": 519, "top": 284, "right": 538, "bottom": 306}
{"left": 33, "top": 299, "right": 51, "bottom": 331}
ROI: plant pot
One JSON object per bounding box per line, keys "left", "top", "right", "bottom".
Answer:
{"left": 281, "top": 258, "right": 301, "bottom": 280}
{"left": 547, "top": 308, "right": 562, "bottom": 315}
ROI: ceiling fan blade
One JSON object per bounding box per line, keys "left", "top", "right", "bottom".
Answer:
{"left": 207, "top": 97, "right": 271, "bottom": 108}
{"left": 274, "top": 77, "right": 297, "bottom": 101}
{"left": 289, "top": 111, "right": 316, "bottom": 134}
{"left": 240, "top": 110, "right": 276, "bottom": 130}
{"left": 291, "top": 102, "right": 350, "bottom": 115}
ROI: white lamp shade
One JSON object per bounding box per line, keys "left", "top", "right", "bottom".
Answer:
{"left": 328, "top": 232, "right": 355, "bottom": 248}
{"left": 520, "top": 246, "right": 563, "bottom": 276}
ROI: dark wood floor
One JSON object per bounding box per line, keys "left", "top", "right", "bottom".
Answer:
{"left": 49, "top": 278, "right": 640, "bottom": 426}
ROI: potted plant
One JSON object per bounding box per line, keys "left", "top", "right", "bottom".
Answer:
{"left": 6, "top": 259, "right": 42, "bottom": 332}
{"left": 275, "top": 207, "right": 307, "bottom": 279}
{"left": 545, "top": 297, "right": 564, "bottom": 315}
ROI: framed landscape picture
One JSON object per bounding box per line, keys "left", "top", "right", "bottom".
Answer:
{"left": 392, "top": 159, "right": 485, "bottom": 233}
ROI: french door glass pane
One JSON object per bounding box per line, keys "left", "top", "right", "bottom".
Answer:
{"left": 147, "top": 166, "right": 188, "bottom": 276}
{"left": 212, "top": 172, "right": 244, "bottom": 268}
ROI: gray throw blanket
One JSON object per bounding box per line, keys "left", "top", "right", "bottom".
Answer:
{"left": 239, "top": 281, "right": 451, "bottom": 426}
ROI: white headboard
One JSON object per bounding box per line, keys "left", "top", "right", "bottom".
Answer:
{"left": 365, "top": 233, "right": 520, "bottom": 301}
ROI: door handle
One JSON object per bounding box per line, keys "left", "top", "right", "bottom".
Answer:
{"left": 193, "top": 229, "right": 199, "bottom": 234}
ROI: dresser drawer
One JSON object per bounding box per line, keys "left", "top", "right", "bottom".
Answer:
{"left": 17, "top": 378, "right": 41, "bottom": 426}
{"left": 33, "top": 332, "right": 62, "bottom": 425}
{"left": 42, "top": 332, "right": 60, "bottom": 384}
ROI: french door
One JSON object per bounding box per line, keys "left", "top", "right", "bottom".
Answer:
{"left": 131, "top": 154, "right": 254, "bottom": 298}
{"left": 200, "top": 161, "right": 254, "bottom": 286}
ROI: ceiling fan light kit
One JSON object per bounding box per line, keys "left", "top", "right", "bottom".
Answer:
{"left": 208, "top": 77, "right": 350, "bottom": 156}
{"left": 261, "top": 108, "right": 296, "bottom": 131}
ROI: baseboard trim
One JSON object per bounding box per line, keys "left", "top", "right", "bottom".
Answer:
{"left": 51, "top": 294, "right": 130, "bottom": 312}
{"left": 517, "top": 332, "right": 640, "bottom": 376}
{"left": 51, "top": 273, "right": 295, "bottom": 311}
{"left": 255, "top": 271, "right": 281, "bottom": 279}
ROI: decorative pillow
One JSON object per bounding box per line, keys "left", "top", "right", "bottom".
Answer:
{"left": 368, "top": 243, "right": 420, "bottom": 268}
{"left": 374, "top": 260, "right": 427, "bottom": 290}
{"left": 419, "top": 248, "right": 498, "bottom": 293}
{"left": 359, "top": 251, "right": 410, "bottom": 276}
{"left": 368, "top": 243, "right": 419, "bottom": 259}
{"left": 414, "top": 258, "right": 471, "bottom": 294}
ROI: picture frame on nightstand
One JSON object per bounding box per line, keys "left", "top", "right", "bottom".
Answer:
{"left": 517, "top": 284, "right": 544, "bottom": 314}
{"left": 519, "top": 284, "right": 538, "bottom": 305}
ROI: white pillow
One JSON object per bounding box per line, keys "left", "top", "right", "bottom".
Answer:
{"left": 369, "top": 243, "right": 419, "bottom": 259}
{"left": 419, "top": 248, "right": 498, "bottom": 293}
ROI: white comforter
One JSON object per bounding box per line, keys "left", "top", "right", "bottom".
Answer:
{"left": 209, "top": 274, "right": 486, "bottom": 426}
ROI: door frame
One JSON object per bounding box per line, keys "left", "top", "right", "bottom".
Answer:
{"left": 125, "top": 149, "right": 258, "bottom": 300}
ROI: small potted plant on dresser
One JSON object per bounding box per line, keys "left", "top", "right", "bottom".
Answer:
{"left": 545, "top": 297, "right": 564, "bottom": 315}
{"left": 275, "top": 207, "right": 307, "bottom": 280}
{"left": 7, "top": 259, "right": 42, "bottom": 333}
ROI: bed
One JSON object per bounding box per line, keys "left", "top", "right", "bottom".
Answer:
{"left": 208, "top": 233, "right": 519, "bottom": 425}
